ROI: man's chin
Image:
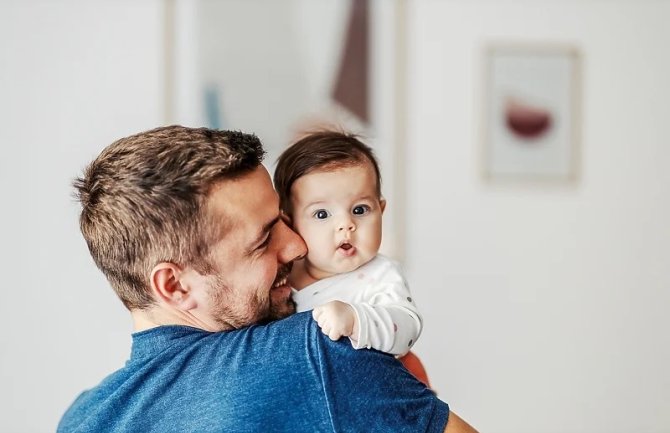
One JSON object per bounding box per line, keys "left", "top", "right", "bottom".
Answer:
{"left": 257, "top": 297, "right": 296, "bottom": 325}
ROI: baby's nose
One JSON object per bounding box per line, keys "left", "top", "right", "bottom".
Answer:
{"left": 338, "top": 217, "right": 356, "bottom": 232}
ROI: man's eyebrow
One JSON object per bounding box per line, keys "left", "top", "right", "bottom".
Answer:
{"left": 247, "top": 215, "right": 280, "bottom": 254}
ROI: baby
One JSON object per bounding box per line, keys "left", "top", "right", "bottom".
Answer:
{"left": 274, "top": 131, "right": 422, "bottom": 357}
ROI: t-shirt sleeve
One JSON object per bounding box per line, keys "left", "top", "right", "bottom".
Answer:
{"left": 308, "top": 319, "right": 449, "bottom": 433}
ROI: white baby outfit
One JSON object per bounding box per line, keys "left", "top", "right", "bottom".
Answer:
{"left": 293, "top": 255, "right": 422, "bottom": 356}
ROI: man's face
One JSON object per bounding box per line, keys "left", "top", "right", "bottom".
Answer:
{"left": 188, "top": 165, "right": 306, "bottom": 331}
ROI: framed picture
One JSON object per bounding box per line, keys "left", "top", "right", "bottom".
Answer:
{"left": 481, "top": 43, "right": 581, "bottom": 182}
{"left": 164, "top": 0, "right": 409, "bottom": 261}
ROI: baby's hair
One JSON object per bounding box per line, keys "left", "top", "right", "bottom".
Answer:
{"left": 274, "top": 130, "right": 382, "bottom": 216}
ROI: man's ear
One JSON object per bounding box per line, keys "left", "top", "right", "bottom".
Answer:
{"left": 380, "top": 198, "right": 387, "bottom": 214}
{"left": 150, "top": 262, "right": 197, "bottom": 311}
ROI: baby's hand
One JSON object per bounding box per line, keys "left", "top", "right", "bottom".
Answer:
{"left": 312, "top": 300, "right": 359, "bottom": 341}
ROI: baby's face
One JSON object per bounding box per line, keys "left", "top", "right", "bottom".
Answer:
{"left": 290, "top": 163, "right": 385, "bottom": 279}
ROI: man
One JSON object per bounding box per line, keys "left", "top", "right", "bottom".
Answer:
{"left": 58, "top": 126, "right": 477, "bottom": 433}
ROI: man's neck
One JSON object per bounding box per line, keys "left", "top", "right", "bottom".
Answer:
{"left": 130, "top": 307, "right": 223, "bottom": 332}
{"left": 131, "top": 310, "right": 161, "bottom": 332}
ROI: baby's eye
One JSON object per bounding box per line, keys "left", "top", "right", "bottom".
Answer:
{"left": 352, "top": 205, "right": 370, "bottom": 215}
{"left": 313, "top": 209, "right": 330, "bottom": 220}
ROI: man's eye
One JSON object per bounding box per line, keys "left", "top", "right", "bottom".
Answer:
{"left": 258, "top": 235, "right": 271, "bottom": 250}
{"left": 352, "top": 205, "right": 370, "bottom": 215}
{"left": 313, "top": 210, "right": 330, "bottom": 220}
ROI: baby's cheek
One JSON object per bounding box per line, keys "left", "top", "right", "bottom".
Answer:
{"left": 305, "top": 241, "right": 330, "bottom": 265}
{"left": 303, "top": 232, "right": 326, "bottom": 254}
{"left": 303, "top": 222, "right": 323, "bottom": 245}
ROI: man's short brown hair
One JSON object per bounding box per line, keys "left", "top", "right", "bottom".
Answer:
{"left": 73, "top": 125, "right": 265, "bottom": 310}
{"left": 273, "top": 131, "right": 382, "bottom": 216}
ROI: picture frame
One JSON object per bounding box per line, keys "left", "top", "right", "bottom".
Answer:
{"left": 481, "top": 43, "right": 581, "bottom": 183}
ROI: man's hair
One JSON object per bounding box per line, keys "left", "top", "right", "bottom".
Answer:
{"left": 274, "top": 130, "right": 382, "bottom": 215}
{"left": 73, "top": 125, "right": 265, "bottom": 310}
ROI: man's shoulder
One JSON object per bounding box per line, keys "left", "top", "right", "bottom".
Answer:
{"left": 235, "top": 312, "right": 327, "bottom": 354}
{"left": 248, "top": 311, "right": 315, "bottom": 336}
{"left": 58, "top": 313, "right": 331, "bottom": 432}
{"left": 262, "top": 312, "right": 391, "bottom": 364}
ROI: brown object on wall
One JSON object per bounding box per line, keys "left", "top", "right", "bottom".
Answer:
{"left": 332, "top": 0, "right": 369, "bottom": 124}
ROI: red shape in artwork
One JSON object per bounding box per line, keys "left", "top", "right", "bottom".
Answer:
{"left": 505, "top": 98, "right": 552, "bottom": 140}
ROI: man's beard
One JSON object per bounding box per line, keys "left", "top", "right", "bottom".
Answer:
{"left": 208, "top": 263, "right": 295, "bottom": 330}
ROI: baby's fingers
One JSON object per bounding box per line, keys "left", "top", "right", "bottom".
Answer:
{"left": 327, "top": 328, "right": 343, "bottom": 341}
{"left": 319, "top": 322, "right": 331, "bottom": 336}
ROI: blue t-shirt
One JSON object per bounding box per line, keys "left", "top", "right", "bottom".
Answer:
{"left": 58, "top": 312, "right": 449, "bottom": 432}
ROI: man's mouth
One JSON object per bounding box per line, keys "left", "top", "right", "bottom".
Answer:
{"left": 272, "top": 275, "right": 289, "bottom": 289}
{"left": 271, "top": 263, "right": 292, "bottom": 290}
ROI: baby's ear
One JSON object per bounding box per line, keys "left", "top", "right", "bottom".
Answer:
{"left": 380, "top": 198, "right": 387, "bottom": 213}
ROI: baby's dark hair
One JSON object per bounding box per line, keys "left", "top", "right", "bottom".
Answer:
{"left": 274, "top": 130, "right": 382, "bottom": 215}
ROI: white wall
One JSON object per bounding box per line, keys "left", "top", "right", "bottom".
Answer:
{"left": 1, "top": 1, "right": 668, "bottom": 433}
{"left": 405, "top": 1, "right": 670, "bottom": 433}
{"left": 0, "top": 1, "right": 164, "bottom": 432}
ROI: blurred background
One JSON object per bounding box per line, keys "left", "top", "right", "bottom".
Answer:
{"left": 1, "top": 0, "right": 668, "bottom": 432}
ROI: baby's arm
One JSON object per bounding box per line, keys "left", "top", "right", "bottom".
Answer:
{"left": 312, "top": 301, "right": 358, "bottom": 341}
{"left": 311, "top": 261, "right": 422, "bottom": 356}
{"left": 347, "top": 277, "right": 422, "bottom": 356}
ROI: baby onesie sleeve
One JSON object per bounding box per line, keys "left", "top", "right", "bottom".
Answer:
{"left": 347, "top": 259, "right": 423, "bottom": 356}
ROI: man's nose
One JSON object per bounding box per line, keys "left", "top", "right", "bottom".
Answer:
{"left": 277, "top": 220, "right": 307, "bottom": 263}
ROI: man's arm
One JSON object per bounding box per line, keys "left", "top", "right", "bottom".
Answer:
{"left": 444, "top": 411, "right": 479, "bottom": 433}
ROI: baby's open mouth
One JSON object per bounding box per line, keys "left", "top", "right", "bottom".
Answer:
{"left": 339, "top": 242, "right": 353, "bottom": 250}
